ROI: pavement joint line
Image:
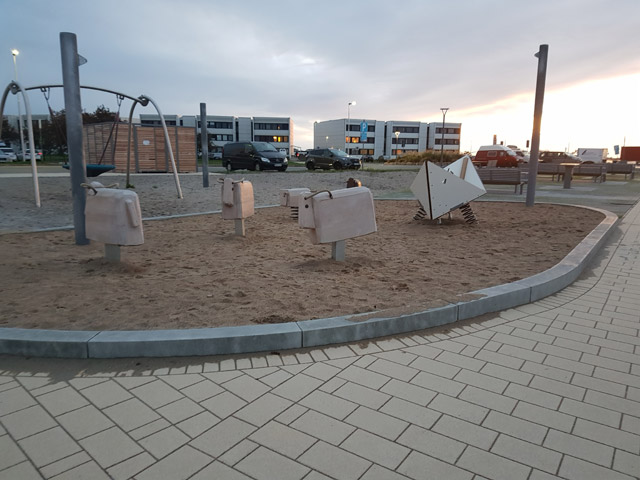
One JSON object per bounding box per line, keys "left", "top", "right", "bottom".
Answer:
{"left": 0, "top": 203, "right": 622, "bottom": 359}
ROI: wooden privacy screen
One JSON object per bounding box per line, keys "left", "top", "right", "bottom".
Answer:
{"left": 83, "top": 123, "right": 197, "bottom": 173}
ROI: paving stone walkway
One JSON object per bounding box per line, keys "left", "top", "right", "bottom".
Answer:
{"left": 1, "top": 199, "right": 639, "bottom": 479}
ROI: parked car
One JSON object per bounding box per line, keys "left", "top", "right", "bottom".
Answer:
{"left": 539, "top": 151, "right": 582, "bottom": 164}
{"left": 0, "top": 147, "right": 17, "bottom": 162}
{"left": 472, "top": 145, "right": 519, "bottom": 168}
{"left": 222, "top": 141, "right": 288, "bottom": 171}
{"left": 305, "top": 148, "right": 361, "bottom": 170}
{"left": 20, "top": 149, "right": 43, "bottom": 161}
{"left": 295, "top": 149, "right": 308, "bottom": 159}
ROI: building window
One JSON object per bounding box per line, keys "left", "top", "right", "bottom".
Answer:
{"left": 434, "top": 138, "right": 460, "bottom": 145}
{"left": 254, "top": 135, "right": 289, "bottom": 143}
{"left": 394, "top": 126, "right": 419, "bottom": 133}
{"left": 254, "top": 123, "right": 289, "bottom": 131}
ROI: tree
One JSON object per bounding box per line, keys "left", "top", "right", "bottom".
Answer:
{"left": 1, "top": 117, "right": 19, "bottom": 144}
{"left": 83, "top": 105, "right": 116, "bottom": 124}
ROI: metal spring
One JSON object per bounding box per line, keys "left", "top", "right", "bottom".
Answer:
{"left": 290, "top": 206, "right": 299, "bottom": 219}
{"left": 459, "top": 203, "right": 478, "bottom": 224}
{"left": 414, "top": 206, "right": 427, "bottom": 220}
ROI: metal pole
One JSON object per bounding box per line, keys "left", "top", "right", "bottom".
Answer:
{"left": 346, "top": 105, "right": 349, "bottom": 153}
{"left": 200, "top": 103, "right": 209, "bottom": 187}
{"left": 525, "top": 44, "right": 549, "bottom": 207}
{"left": 60, "top": 32, "right": 89, "bottom": 245}
{"left": 440, "top": 108, "right": 448, "bottom": 165}
{"left": 11, "top": 52, "right": 27, "bottom": 163}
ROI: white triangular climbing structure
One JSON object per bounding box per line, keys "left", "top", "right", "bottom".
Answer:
{"left": 410, "top": 156, "right": 486, "bottom": 220}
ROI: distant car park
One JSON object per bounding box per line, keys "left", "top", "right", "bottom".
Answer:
{"left": 0, "top": 147, "right": 17, "bottom": 162}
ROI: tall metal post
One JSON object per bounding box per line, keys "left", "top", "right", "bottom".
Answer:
{"left": 11, "top": 51, "right": 27, "bottom": 163}
{"left": 199, "top": 103, "right": 209, "bottom": 187}
{"left": 60, "top": 32, "right": 89, "bottom": 245}
{"left": 525, "top": 44, "right": 549, "bottom": 207}
{"left": 440, "top": 107, "right": 448, "bottom": 165}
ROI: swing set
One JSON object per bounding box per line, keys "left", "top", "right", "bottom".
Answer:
{"left": 0, "top": 81, "right": 184, "bottom": 206}
{"left": 41, "top": 86, "right": 122, "bottom": 177}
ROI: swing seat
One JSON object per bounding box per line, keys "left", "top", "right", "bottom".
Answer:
{"left": 62, "top": 163, "right": 116, "bottom": 177}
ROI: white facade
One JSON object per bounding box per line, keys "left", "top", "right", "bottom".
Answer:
{"left": 140, "top": 115, "right": 294, "bottom": 157}
{"left": 314, "top": 118, "right": 461, "bottom": 159}
{"left": 428, "top": 122, "right": 462, "bottom": 152}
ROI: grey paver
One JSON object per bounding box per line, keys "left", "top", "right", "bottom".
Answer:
{"left": 190, "top": 461, "right": 253, "bottom": 480}
{"left": 189, "top": 416, "right": 256, "bottom": 458}
{"left": 272, "top": 374, "right": 323, "bottom": 402}
{"left": 0, "top": 461, "right": 41, "bottom": 480}
{"left": 38, "top": 386, "right": 89, "bottom": 416}
{"left": 398, "top": 450, "right": 473, "bottom": 480}
{"left": 482, "top": 410, "right": 548, "bottom": 445}
{"left": 80, "top": 380, "right": 133, "bottom": 408}
{"left": 380, "top": 378, "right": 437, "bottom": 406}
{"left": 298, "top": 441, "right": 371, "bottom": 480}
{"left": 333, "top": 381, "right": 390, "bottom": 410}
{"left": 341, "top": 429, "right": 410, "bottom": 470}
{"left": 130, "top": 380, "right": 183, "bottom": 409}
{"left": 411, "top": 371, "right": 465, "bottom": 396}
{"left": 105, "top": 452, "right": 155, "bottom": 480}
{"left": 613, "top": 449, "right": 640, "bottom": 478}
{"left": 558, "top": 455, "right": 635, "bottom": 480}
{"left": 459, "top": 385, "right": 517, "bottom": 414}
{"left": 428, "top": 393, "right": 489, "bottom": 424}
{"left": 573, "top": 418, "right": 640, "bottom": 453}
{"left": 397, "top": 425, "right": 465, "bottom": 464}
{"left": 134, "top": 445, "right": 213, "bottom": 480}
{"left": 344, "top": 406, "right": 408, "bottom": 440}
{"left": 491, "top": 434, "right": 562, "bottom": 473}
{"left": 379, "top": 397, "right": 441, "bottom": 429}
{"left": 559, "top": 398, "right": 621, "bottom": 428}
{"left": 299, "top": 390, "right": 357, "bottom": 420}
{"left": 0, "top": 434, "right": 26, "bottom": 470}
{"left": 103, "top": 398, "right": 161, "bottom": 432}
{"left": 18, "top": 426, "right": 81, "bottom": 468}
{"left": 234, "top": 392, "right": 293, "bottom": 427}
{"left": 138, "top": 425, "right": 190, "bottom": 459}
{"left": 57, "top": 404, "right": 115, "bottom": 440}
{"left": 512, "top": 402, "right": 575, "bottom": 432}
{"left": 290, "top": 410, "right": 355, "bottom": 445}
{"left": 0, "top": 404, "right": 57, "bottom": 440}
{"left": 200, "top": 391, "right": 247, "bottom": 419}
{"left": 80, "top": 426, "right": 143, "bottom": 468}
{"left": 544, "top": 428, "right": 614, "bottom": 467}
{"left": 432, "top": 414, "right": 498, "bottom": 450}
{"left": 235, "top": 446, "right": 310, "bottom": 480}
{"left": 457, "top": 446, "right": 531, "bottom": 480}
{"left": 249, "top": 421, "right": 316, "bottom": 459}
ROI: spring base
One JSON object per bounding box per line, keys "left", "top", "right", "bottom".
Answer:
{"left": 414, "top": 206, "right": 427, "bottom": 220}
{"left": 459, "top": 203, "right": 478, "bottom": 224}
{"left": 290, "top": 206, "right": 299, "bottom": 219}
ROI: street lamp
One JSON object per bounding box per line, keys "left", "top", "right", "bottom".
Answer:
{"left": 11, "top": 49, "right": 27, "bottom": 160}
{"left": 394, "top": 131, "right": 400, "bottom": 159}
{"left": 325, "top": 135, "right": 329, "bottom": 147}
{"left": 346, "top": 100, "right": 356, "bottom": 153}
{"left": 440, "top": 107, "right": 449, "bottom": 165}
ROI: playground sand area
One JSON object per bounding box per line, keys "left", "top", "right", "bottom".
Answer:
{"left": 1, "top": 200, "right": 603, "bottom": 331}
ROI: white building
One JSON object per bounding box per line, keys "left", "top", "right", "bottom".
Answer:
{"left": 314, "top": 118, "right": 461, "bottom": 159}
{"left": 140, "top": 114, "right": 294, "bottom": 157}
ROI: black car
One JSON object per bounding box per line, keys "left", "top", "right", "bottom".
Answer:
{"left": 222, "top": 142, "right": 288, "bottom": 171}
{"left": 305, "top": 148, "right": 361, "bottom": 170}
{"left": 539, "top": 151, "right": 582, "bottom": 164}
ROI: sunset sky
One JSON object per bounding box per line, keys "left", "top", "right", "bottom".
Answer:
{"left": 2, "top": 0, "right": 639, "bottom": 154}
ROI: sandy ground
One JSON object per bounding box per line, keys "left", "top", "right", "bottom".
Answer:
{"left": 0, "top": 171, "right": 604, "bottom": 330}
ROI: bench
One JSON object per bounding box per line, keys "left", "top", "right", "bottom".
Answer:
{"left": 476, "top": 168, "right": 527, "bottom": 194}
{"left": 606, "top": 162, "right": 635, "bottom": 179}
{"left": 520, "top": 163, "right": 563, "bottom": 181}
{"left": 568, "top": 164, "right": 607, "bottom": 183}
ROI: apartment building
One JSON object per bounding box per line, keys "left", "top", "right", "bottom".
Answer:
{"left": 140, "top": 114, "right": 294, "bottom": 157}
{"left": 313, "top": 118, "right": 461, "bottom": 159}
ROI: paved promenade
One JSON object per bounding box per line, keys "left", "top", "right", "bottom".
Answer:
{"left": 1, "top": 199, "right": 640, "bottom": 479}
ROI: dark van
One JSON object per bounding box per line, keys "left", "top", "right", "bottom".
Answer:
{"left": 222, "top": 142, "right": 288, "bottom": 172}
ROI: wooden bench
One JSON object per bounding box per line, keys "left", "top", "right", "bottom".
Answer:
{"left": 569, "top": 164, "right": 607, "bottom": 183}
{"left": 476, "top": 168, "right": 527, "bottom": 194}
{"left": 606, "top": 162, "right": 635, "bottom": 179}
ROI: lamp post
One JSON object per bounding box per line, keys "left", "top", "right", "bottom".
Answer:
{"left": 346, "top": 100, "right": 356, "bottom": 153}
{"left": 394, "top": 131, "right": 400, "bottom": 159}
{"left": 11, "top": 49, "right": 27, "bottom": 160}
{"left": 440, "top": 107, "right": 449, "bottom": 165}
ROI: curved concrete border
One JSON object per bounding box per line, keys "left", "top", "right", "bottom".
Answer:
{"left": 0, "top": 204, "right": 619, "bottom": 359}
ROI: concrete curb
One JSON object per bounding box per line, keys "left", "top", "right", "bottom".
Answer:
{"left": 0, "top": 204, "right": 619, "bottom": 359}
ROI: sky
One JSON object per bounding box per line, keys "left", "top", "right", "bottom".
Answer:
{"left": 1, "top": 0, "right": 639, "bottom": 153}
